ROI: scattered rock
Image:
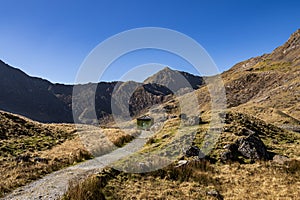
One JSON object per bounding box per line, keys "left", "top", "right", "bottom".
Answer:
{"left": 183, "top": 116, "right": 202, "bottom": 126}
{"left": 236, "top": 134, "right": 270, "bottom": 160}
{"left": 206, "top": 189, "right": 223, "bottom": 200}
{"left": 220, "top": 134, "right": 270, "bottom": 163}
{"left": 15, "top": 155, "right": 31, "bottom": 163}
{"left": 168, "top": 115, "right": 177, "bottom": 119}
{"left": 163, "top": 104, "right": 177, "bottom": 113}
{"left": 185, "top": 145, "right": 201, "bottom": 157}
{"left": 161, "top": 134, "right": 170, "bottom": 139}
{"left": 188, "top": 116, "right": 201, "bottom": 125}
{"left": 34, "top": 157, "right": 49, "bottom": 164}
{"left": 272, "top": 139, "right": 279, "bottom": 144}
{"left": 273, "top": 155, "right": 289, "bottom": 164}
{"left": 179, "top": 113, "right": 187, "bottom": 120}
{"left": 175, "top": 160, "right": 188, "bottom": 167}
{"left": 222, "top": 126, "right": 230, "bottom": 132}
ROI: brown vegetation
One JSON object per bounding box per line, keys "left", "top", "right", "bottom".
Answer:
{"left": 63, "top": 158, "right": 300, "bottom": 199}
{"left": 0, "top": 111, "right": 140, "bottom": 197}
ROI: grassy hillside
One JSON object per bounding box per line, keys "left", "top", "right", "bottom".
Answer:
{"left": 0, "top": 110, "right": 140, "bottom": 197}
{"left": 193, "top": 30, "right": 300, "bottom": 132}
{"left": 0, "top": 110, "right": 87, "bottom": 196}
{"left": 62, "top": 110, "right": 300, "bottom": 199}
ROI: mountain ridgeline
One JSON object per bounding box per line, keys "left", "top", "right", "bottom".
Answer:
{"left": 220, "top": 29, "right": 300, "bottom": 129}
{"left": 0, "top": 61, "right": 204, "bottom": 124}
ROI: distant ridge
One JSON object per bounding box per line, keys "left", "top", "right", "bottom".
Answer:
{"left": 0, "top": 60, "right": 73, "bottom": 122}
{"left": 0, "top": 62, "right": 198, "bottom": 123}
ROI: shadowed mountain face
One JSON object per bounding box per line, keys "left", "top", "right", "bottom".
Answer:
{"left": 0, "top": 62, "right": 202, "bottom": 123}
{"left": 0, "top": 61, "right": 73, "bottom": 123}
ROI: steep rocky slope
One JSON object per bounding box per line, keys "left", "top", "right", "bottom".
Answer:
{"left": 0, "top": 61, "right": 73, "bottom": 122}
{"left": 196, "top": 29, "right": 300, "bottom": 130}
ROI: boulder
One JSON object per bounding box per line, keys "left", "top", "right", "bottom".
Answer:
{"left": 206, "top": 189, "right": 223, "bottom": 200}
{"left": 185, "top": 145, "right": 201, "bottom": 157}
{"left": 220, "top": 143, "right": 239, "bottom": 162}
{"left": 184, "top": 116, "right": 202, "bottom": 126}
{"left": 220, "top": 151, "right": 236, "bottom": 162}
{"left": 175, "top": 160, "right": 188, "bottom": 167}
{"left": 236, "top": 134, "right": 270, "bottom": 160}
{"left": 179, "top": 113, "right": 187, "bottom": 120}
{"left": 220, "top": 134, "right": 270, "bottom": 162}
{"left": 273, "top": 155, "right": 289, "bottom": 164}
{"left": 34, "top": 157, "right": 49, "bottom": 164}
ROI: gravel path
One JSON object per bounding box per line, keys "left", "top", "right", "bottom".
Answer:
{"left": 2, "top": 131, "right": 153, "bottom": 200}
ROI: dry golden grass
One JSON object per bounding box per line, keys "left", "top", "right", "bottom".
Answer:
{"left": 63, "top": 160, "right": 220, "bottom": 200}
{"left": 63, "top": 159, "right": 300, "bottom": 200}
{"left": 77, "top": 124, "right": 141, "bottom": 157}
{"left": 0, "top": 134, "right": 92, "bottom": 197}
{"left": 102, "top": 127, "right": 140, "bottom": 147}
{"left": 0, "top": 111, "right": 141, "bottom": 197}
{"left": 215, "top": 161, "right": 300, "bottom": 199}
{"left": 103, "top": 176, "right": 215, "bottom": 200}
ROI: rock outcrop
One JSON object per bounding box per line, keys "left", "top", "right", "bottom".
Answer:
{"left": 221, "top": 134, "right": 270, "bottom": 163}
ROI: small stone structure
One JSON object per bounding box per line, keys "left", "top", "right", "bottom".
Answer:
{"left": 137, "top": 115, "right": 154, "bottom": 130}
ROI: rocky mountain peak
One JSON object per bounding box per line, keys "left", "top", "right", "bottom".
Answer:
{"left": 280, "top": 29, "right": 300, "bottom": 53}
{"left": 162, "top": 66, "right": 172, "bottom": 70}
{"left": 144, "top": 66, "right": 204, "bottom": 92}
{"left": 288, "top": 29, "right": 300, "bottom": 41}
{"left": 227, "top": 29, "right": 300, "bottom": 73}
{"left": 270, "top": 29, "right": 300, "bottom": 63}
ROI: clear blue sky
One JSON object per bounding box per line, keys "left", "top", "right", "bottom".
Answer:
{"left": 0, "top": 0, "right": 299, "bottom": 83}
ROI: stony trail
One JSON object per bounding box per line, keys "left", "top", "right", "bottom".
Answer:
{"left": 2, "top": 131, "right": 153, "bottom": 200}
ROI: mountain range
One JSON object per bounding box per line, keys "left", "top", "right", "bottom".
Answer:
{"left": 0, "top": 60, "right": 204, "bottom": 124}
{"left": 0, "top": 29, "right": 299, "bottom": 131}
